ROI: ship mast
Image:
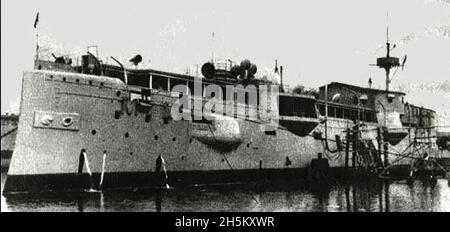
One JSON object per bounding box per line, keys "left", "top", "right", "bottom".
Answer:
{"left": 375, "top": 12, "right": 401, "bottom": 92}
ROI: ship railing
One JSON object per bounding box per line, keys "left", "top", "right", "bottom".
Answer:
{"left": 282, "top": 84, "right": 291, "bottom": 93}
{"left": 38, "top": 53, "right": 150, "bottom": 70}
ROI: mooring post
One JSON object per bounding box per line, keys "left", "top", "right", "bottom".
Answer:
{"left": 352, "top": 125, "right": 357, "bottom": 168}
{"left": 377, "top": 127, "right": 383, "bottom": 167}
{"left": 378, "top": 184, "right": 383, "bottom": 212}
{"left": 384, "top": 182, "right": 390, "bottom": 212}
{"left": 345, "top": 186, "right": 351, "bottom": 212}
{"left": 345, "top": 128, "right": 350, "bottom": 169}
{"left": 383, "top": 127, "right": 389, "bottom": 167}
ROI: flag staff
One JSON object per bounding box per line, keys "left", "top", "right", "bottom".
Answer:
{"left": 211, "top": 32, "right": 215, "bottom": 63}
{"left": 34, "top": 12, "right": 40, "bottom": 60}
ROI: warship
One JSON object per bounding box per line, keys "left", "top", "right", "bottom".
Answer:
{"left": 3, "top": 28, "right": 449, "bottom": 193}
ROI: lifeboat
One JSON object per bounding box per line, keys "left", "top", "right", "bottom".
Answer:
{"left": 279, "top": 116, "right": 319, "bottom": 137}
{"left": 384, "top": 127, "right": 409, "bottom": 145}
{"left": 191, "top": 113, "right": 242, "bottom": 152}
{"left": 377, "top": 111, "right": 408, "bottom": 145}
{"left": 278, "top": 94, "right": 319, "bottom": 137}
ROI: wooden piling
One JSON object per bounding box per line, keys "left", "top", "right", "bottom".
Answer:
{"left": 377, "top": 127, "right": 383, "bottom": 167}
{"left": 345, "top": 128, "right": 350, "bottom": 169}
{"left": 384, "top": 182, "right": 390, "bottom": 212}
{"left": 383, "top": 127, "right": 389, "bottom": 167}
{"left": 352, "top": 125, "right": 358, "bottom": 168}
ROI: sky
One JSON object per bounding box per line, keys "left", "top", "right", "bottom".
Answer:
{"left": 1, "top": 0, "right": 449, "bottom": 127}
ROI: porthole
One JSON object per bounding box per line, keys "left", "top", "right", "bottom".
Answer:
{"left": 125, "top": 132, "right": 130, "bottom": 138}
{"left": 114, "top": 111, "right": 121, "bottom": 119}
{"left": 91, "top": 129, "right": 97, "bottom": 135}
{"left": 116, "top": 91, "right": 121, "bottom": 97}
{"left": 100, "top": 82, "right": 104, "bottom": 87}
{"left": 265, "top": 130, "right": 276, "bottom": 136}
{"left": 181, "top": 156, "right": 185, "bottom": 160}
{"left": 172, "top": 137, "right": 176, "bottom": 142}
{"left": 76, "top": 79, "right": 80, "bottom": 83}
{"left": 154, "top": 135, "right": 159, "bottom": 140}
{"left": 145, "top": 114, "right": 151, "bottom": 123}
{"left": 62, "top": 77, "right": 66, "bottom": 82}
{"left": 89, "top": 80, "right": 93, "bottom": 85}
{"left": 163, "top": 117, "right": 170, "bottom": 124}
{"left": 62, "top": 117, "right": 73, "bottom": 127}
{"left": 189, "top": 138, "right": 193, "bottom": 143}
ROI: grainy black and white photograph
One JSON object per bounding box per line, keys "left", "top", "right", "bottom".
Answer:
{"left": 1, "top": 0, "right": 449, "bottom": 215}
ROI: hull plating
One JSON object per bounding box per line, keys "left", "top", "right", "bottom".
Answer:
{"left": 3, "top": 70, "right": 439, "bottom": 193}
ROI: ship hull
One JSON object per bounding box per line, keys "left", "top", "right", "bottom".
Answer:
{"left": 4, "top": 168, "right": 343, "bottom": 193}
{"left": 3, "top": 70, "right": 442, "bottom": 193}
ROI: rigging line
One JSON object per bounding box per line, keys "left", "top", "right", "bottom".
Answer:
{"left": 431, "top": 159, "right": 448, "bottom": 173}
{"left": 324, "top": 136, "right": 338, "bottom": 153}
{"left": 323, "top": 138, "right": 339, "bottom": 154}
{"left": 0, "top": 127, "right": 17, "bottom": 139}
{"left": 378, "top": 148, "right": 422, "bottom": 178}
{"left": 404, "top": 139, "right": 432, "bottom": 155}
{"left": 340, "top": 139, "right": 437, "bottom": 158}
{"left": 306, "top": 134, "right": 340, "bottom": 154}
{"left": 336, "top": 135, "right": 435, "bottom": 144}
{"left": 321, "top": 139, "right": 341, "bottom": 160}
{"left": 433, "top": 125, "right": 450, "bottom": 128}
{"left": 379, "top": 155, "right": 409, "bottom": 178}
{"left": 399, "top": 144, "right": 445, "bottom": 175}
{"left": 387, "top": 144, "right": 405, "bottom": 157}
{"left": 397, "top": 141, "right": 419, "bottom": 156}
{"left": 207, "top": 124, "right": 259, "bottom": 203}
{"left": 387, "top": 146, "right": 429, "bottom": 161}
{"left": 305, "top": 132, "right": 342, "bottom": 158}
{"left": 348, "top": 145, "right": 423, "bottom": 157}
{"left": 327, "top": 125, "right": 450, "bottom": 131}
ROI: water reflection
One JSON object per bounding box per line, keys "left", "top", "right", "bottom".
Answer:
{"left": 77, "top": 193, "right": 83, "bottom": 212}
{"left": 155, "top": 191, "right": 162, "bottom": 212}
{"left": 2, "top": 175, "right": 449, "bottom": 212}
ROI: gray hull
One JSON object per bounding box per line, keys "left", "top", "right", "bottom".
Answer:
{"left": 3, "top": 70, "right": 439, "bottom": 193}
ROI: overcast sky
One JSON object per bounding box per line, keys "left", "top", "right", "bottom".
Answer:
{"left": 1, "top": 0, "right": 449, "bottom": 126}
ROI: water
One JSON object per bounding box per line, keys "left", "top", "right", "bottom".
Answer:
{"left": 1, "top": 172, "right": 449, "bottom": 212}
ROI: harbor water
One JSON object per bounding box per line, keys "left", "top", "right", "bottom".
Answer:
{"left": 2, "top": 172, "right": 449, "bottom": 212}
